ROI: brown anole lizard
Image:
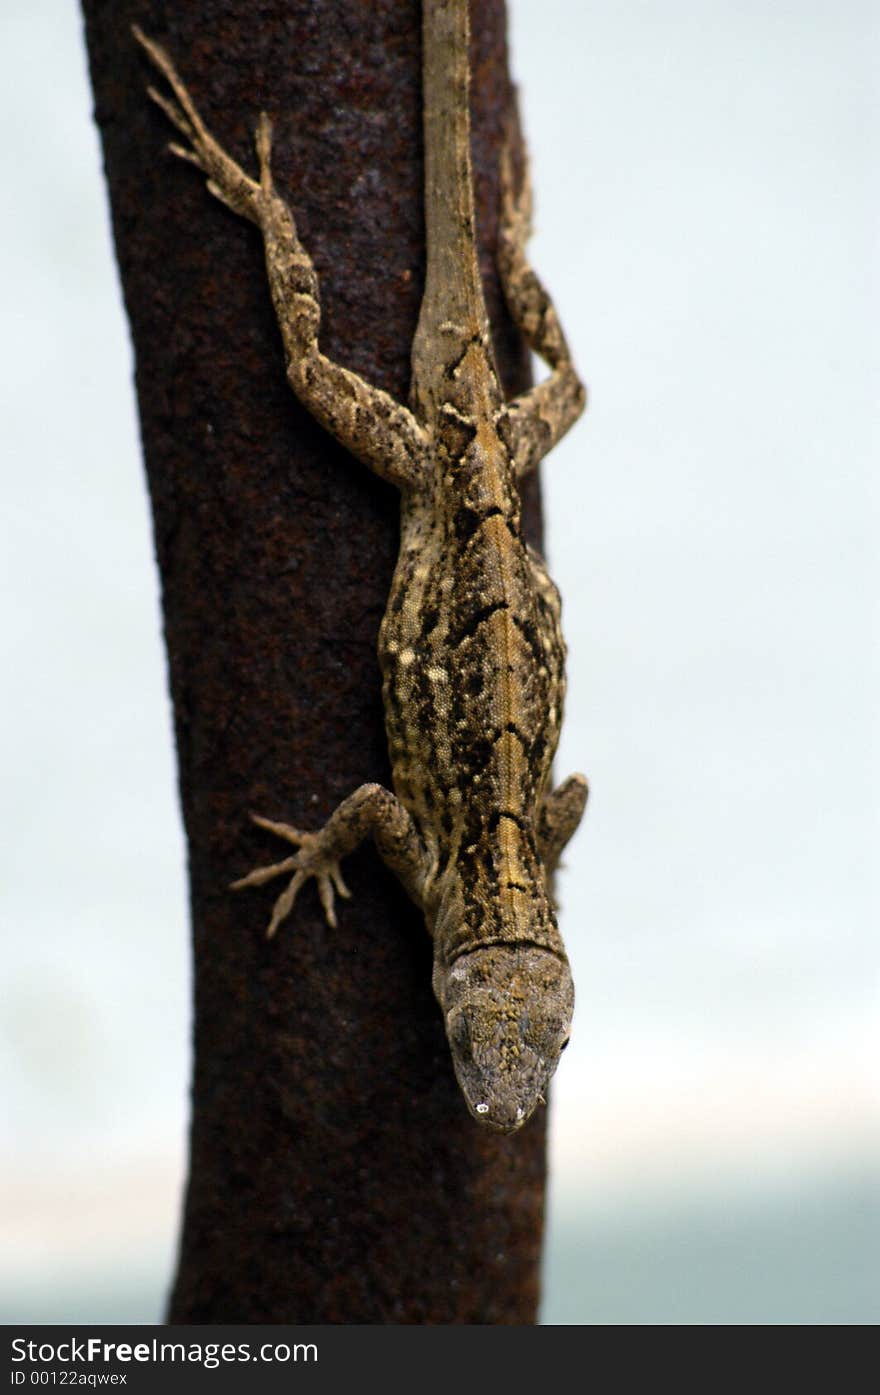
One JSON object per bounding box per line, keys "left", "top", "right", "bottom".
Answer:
{"left": 135, "top": 0, "right": 588, "bottom": 1133}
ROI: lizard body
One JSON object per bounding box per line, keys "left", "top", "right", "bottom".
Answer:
{"left": 136, "top": 0, "right": 587, "bottom": 1133}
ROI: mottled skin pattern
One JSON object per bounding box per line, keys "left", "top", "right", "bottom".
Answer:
{"left": 136, "top": 0, "right": 587, "bottom": 1133}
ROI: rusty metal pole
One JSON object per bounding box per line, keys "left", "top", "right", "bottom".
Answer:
{"left": 81, "top": 0, "right": 548, "bottom": 1322}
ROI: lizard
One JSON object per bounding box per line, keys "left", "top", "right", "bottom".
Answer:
{"left": 134, "top": 0, "right": 588, "bottom": 1134}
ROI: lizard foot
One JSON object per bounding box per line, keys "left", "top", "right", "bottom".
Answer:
{"left": 134, "top": 25, "right": 266, "bottom": 222}
{"left": 230, "top": 813, "right": 352, "bottom": 937}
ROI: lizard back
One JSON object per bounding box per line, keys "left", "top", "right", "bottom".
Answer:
{"left": 378, "top": 407, "right": 567, "bottom": 962}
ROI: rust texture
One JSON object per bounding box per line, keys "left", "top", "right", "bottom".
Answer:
{"left": 81, "top": 0, "right": 548, "bottom": 1322}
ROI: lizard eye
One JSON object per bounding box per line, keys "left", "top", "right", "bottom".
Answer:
{"left": 447, "top": 1007, "right": 471, "bottom": 1054}
{"left": 559, "top": 1035, "right": 571, "bottom": 1053}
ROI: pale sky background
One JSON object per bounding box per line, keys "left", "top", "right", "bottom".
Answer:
{"left": 2, "top": 0, "right": 877, "bottom": 1323}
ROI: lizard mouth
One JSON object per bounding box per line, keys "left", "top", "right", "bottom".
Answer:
{"left": 461, "top": 1079, "right": 544, "bottom": 1134}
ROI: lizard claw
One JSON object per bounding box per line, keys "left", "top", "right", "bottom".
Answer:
{"left": 231, "top": 814, "right": 351, "bottom": 936}
{"left": 265, "top": 869, "right": 307, "bottom": 939}
{"left": 248, "top": 813, "right": 307, "bottom": 844}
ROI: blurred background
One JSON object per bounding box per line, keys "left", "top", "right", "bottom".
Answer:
{"left": 2, "top": 0, "right": 877, "bottom": 1324}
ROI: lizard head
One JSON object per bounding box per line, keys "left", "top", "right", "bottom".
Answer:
{"left": 435, "top": 946, "right": 574, "bottom": 1133}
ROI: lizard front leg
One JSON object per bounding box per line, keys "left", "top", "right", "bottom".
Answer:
{"left": 231, "top": 784, "right": 432, "bottom": 938}
{"left": 537, "top": 773, "right": 589, "bottom": 877}
{"left": 497, "top": 140, "right": 587, "bottom": 479}
{"left": 134, "top": 28, "right": 425, "bottom": 489}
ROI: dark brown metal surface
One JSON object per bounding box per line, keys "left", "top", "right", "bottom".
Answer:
{"left": 81, "top": 0, "right": 547, "bottom": 1323}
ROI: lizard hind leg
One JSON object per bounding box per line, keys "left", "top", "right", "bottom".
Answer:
{"left": 497, "top": 129, "right": 587, "bottom": 478}
{"left": 135, "top": 26, "right": 426, "bottom": 488}
{"left": 230, "top": 814, "right": 352, "bottom": 938}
